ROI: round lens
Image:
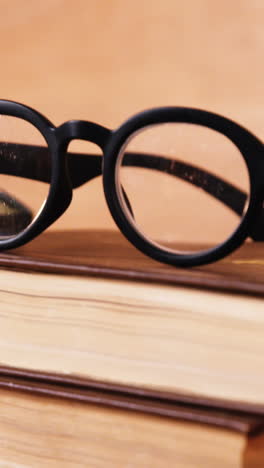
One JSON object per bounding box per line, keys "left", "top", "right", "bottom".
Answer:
{"left": 0, "top": 115, "right": 51, "bottom": 239}
{"left": 116, "top": 123, "right": 250, "bottom": 254}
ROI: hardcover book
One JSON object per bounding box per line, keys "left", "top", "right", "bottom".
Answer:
{"left": 0, "top": 229, "right": 263, "bottom": 412}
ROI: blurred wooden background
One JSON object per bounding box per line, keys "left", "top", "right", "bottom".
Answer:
{"left": 0, "top": 0, "right": 263, "bottom": 241}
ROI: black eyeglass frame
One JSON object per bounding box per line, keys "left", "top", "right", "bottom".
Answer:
{"left": 0, "top": 99, "right": 263, "bottom": 268}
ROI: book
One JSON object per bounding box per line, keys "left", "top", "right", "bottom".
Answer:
{"left": 0, "top": 373, "right": 264, "bottom": 467}
{"left": 0, "top": 229, "right": 264, "bottom": 413}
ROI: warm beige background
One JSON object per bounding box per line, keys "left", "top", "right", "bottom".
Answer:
{"left": 0, "top": 0, "right": 263, "bottom": 242}
{"left": 0, "top": 1, "right": 263, "bottom": 128}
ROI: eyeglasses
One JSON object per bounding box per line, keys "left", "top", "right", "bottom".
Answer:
{"left": 0, "top": 100, "right": 263, "bottom": 267}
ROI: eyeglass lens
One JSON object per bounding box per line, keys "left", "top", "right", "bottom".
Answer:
{"left": 116, "top": 123, "right": 250, "bottom": 254}
{"left": 0, "top": 115, "right": 51, "bottom": 238}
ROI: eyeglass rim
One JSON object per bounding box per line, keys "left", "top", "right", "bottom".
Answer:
{"left": 0, "top": 100, "right": 68, "bottom": 250}
{"left": 0, "top": 100, "right": 263, "bottom": 267}
{"left": 103, "top": 107, "right": 264, "bottom": 267}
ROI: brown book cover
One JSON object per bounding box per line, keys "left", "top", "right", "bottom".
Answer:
{"left": 1, "top": 229, "right": 264, "bottom": 295}
{"left": 0, "top": 372, "right": 261, "bottom": 433}
{"left": 0, "top": 372, "right": 264, "bottom": 467}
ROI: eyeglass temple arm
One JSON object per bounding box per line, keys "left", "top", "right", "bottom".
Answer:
{"left": 0, "top": 142, "right": 262, "bottom": 241}
{"left": 69, "top": 150, "right": 248, "bottom": 217}
{"left": 0, "top": 142, "right": 245, "bottom": 212}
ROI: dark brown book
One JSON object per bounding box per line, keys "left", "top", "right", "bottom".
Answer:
{"left": 0, "top": 229, "right": 263, "bottom": 414}
{"left": 1, "top": 372, "right": 264, "bottom": 467}
{"left": 2, "top": 229, "right": 264, "bottom": 295}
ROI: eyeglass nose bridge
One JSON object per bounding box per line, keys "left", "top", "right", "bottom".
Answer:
{"left": 54, "top": 120, "right": 112, "bottom": 191}
{"left": 56, "top": 119, "right": 111, "bottom": 150}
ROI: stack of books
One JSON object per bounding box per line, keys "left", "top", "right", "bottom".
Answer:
{"left": 0, "top": 229, "right": 264, "bottom": 467}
